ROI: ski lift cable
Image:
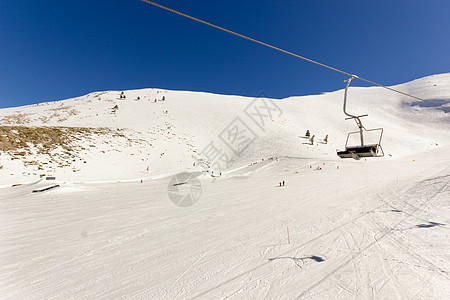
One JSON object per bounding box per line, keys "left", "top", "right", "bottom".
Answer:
{"left": 140, "top": 0, "right": 445, "bottom": 108}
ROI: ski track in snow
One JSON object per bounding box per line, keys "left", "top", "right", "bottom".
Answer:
{"left": 2, "top": 152, "right": 449, "bottom": 299}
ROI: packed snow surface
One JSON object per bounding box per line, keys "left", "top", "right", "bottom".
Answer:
{"left": 0, "top": 73, "right": 449, "bottom": 298}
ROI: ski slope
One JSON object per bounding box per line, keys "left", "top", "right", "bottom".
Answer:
{"left": 0, "top": 73, "right": 449, "bottom": 184}
{"left": 0, "top": 73, "right": 449, "bottom": 299}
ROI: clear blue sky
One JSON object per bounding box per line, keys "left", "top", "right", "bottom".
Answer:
{"left": 1, "top": 0, "right": 449, "bottom": 108}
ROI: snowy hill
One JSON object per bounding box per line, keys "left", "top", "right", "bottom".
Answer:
{"left": 1, "top": 74, "right": 450, "bottom": 299}
{"left": 0, "top": 73, "right": 448, "bottom": 185}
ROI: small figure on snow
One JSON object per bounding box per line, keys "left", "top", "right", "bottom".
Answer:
{"left": 282, "top": 180, "right": 285, "bottom": 186}
{"left": 305, "top": 130, "right": 310, "bottom": 137}
{"left": 279, "top": 182, "right": 282, "bottom": 187}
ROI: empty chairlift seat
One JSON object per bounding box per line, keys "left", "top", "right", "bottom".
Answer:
{"left": 337, "top": 144, "right": 383, "bottom": 160}
{"left": 336, "top": 76, "right": 385, "bottom": 160}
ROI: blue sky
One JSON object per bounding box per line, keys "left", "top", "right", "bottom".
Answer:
{"left": 1, "top": 0, "right": 449, "bottom": 108}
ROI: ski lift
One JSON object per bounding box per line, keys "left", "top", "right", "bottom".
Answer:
{"left": 337, "top": 76, "right": 384, "bottom": 160}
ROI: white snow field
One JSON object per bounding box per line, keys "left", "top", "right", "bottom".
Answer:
{"left": 0, "top": 73, "right": 449, "bottom": 299}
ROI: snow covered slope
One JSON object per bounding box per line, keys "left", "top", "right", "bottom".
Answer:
{"left": 0, "top": 73, "right": 449, "bottom": 185}
{"left": 1, "top": 130, "right": 450, "bottom": 299}
{"left": 0, "top": 74, "right": 449, "bottom": 299}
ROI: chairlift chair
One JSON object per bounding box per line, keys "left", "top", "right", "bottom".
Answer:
{"left": 337, "top": 76, "right": 384, "bottom": 160}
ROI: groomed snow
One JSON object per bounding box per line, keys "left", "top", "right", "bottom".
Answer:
{"left": 0, "top": 74, "right": 449, "bottom": 299}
